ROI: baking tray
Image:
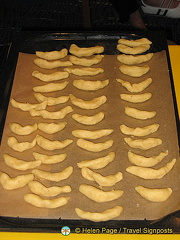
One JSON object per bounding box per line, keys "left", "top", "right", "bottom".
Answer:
{"left": 0, "top": 31, "right": 179, "bottom": 233}
{"left": 0, "top": 30, "right": 179, "bottom": 143}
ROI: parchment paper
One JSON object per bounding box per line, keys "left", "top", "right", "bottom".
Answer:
{"left": 0, "top": 51, "right": 179, "bottom": 221}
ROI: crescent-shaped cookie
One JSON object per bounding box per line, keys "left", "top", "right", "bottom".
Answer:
{"left": 38, "top": 122, "right": 67, "bottom": 134}
{"left": 0, "top": 172, "right": 34, "bottom": 190}
{"left": 72, "top": 129, "right": 113, "bottom": 140}
{"left": 70, "top": 94, "right": 107, "bottom": 110}
{"left": 28, "top": 181, "right": 71, "bottom": 197}
{"left": 36, "top": 135, "right": 73, "bottom": 151}
{"left": 24, "top": 193, "right": 70, "bottom": 208}
{"left": 10, "top": 99, "right": 47, "bottom": 111}
{"left": 81, "top": 167, "right": 123, "bottom": 187}
{"left": 33, "top": 152, "right": 67, "bottom": 164}
{"left": 126, "top": 158, "right": 176, "bottom": 179}
{"left": 72, "top": 112, "right": 105, "bottom": 125}
{"left": 32, "top": 166, "right": 73, "bottom": 182}
{"left": 30, "top": 106, "right": 73, "bottom": 120}
{"left": 119, "top": 65, "right": 150, "bottom": 77}
{"left": 77, "top": 152, "right": 115, "bottom": 169}
{"left": 118, "top": 37, "right": 152, "bottom": 47}
{"left": 117, "top": 53, "right": 153, "bottom": 65}
{"left": 64, "top": 67, "right": 104, "bottom": 76}
{"left": 9, "top": 123, "right": 38, "bottom": 135}
{"left": 116, "top": 78, "right": 152, "bottom": 93}
{"left": 34, "top": 93, "right": 69, "bottom": 106}
{"left": 120, "top": 92, "right": 152, "bottom": 103}
{"left": 69, "top": 44, "right": 104, "bottom": 57}
{"left": 128, "top": 150, "right": 168, "bottom": 167}
{"left": 120, "top": 124, "right": 159, "bottom": 137}
{"left": 7, "top": 137, "right": 36, "bottom": 152}
{"left": 117, "top": 43, "right": 151, "bottom": 55}
{"left": 69, "top": 54, "right": 104, "bottom": 66}
{"left": 32, "top": 70, "right": 69, "bottom": 82}
{"left": 124, "top": 137, "right": 162, "bottom": 150}
{"left": 79, "top": 184, "right": 123, "bottom": 202}
{"left": 125, "top": 106, "right": 156, "bottom": 120}
{"left": 135, "top": 185, "right": 172, "bottom": 202}
{"left": 73, "top": 79, "right": 109, "bottom": 91}
{"left": 75, "top": 206, "right": 123, "bottom": 222}
{"left": 3, "top": 154, "right": 41, "bottom": 171}
{"left": 34, "top": 58, "right": 72, "bottom": 69}
{"left": 77, "top": 139, "right": 114, "bottom": 152}
{"left": 33, "top": 82, "right": 68, "bottom": 93}
{"left": 36, "top": 48, "right": 68, "bottom": 60}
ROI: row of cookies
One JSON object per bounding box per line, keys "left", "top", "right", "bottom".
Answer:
{"left": 116, "top": 36, "right": 176, "bottom": 203}
{"left": 0, "top": 49, "right": 75, "bottom": 209}
{"left": 63, "top": 45, "right": 124, "bottom": 222}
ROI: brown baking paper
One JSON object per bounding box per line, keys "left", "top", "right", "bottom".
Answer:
{"left": 0, "top": 51, "right": 179, "bottom": 221}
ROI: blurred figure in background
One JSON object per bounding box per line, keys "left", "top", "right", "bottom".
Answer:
{"left": 109, "top": 0, "right": 147, "bottom": 29}
{"left": 1, "top": 0, "right": 146, "bottom": 30}
{"left": 140, "top": 0, "right": 180, "bottom": 18}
